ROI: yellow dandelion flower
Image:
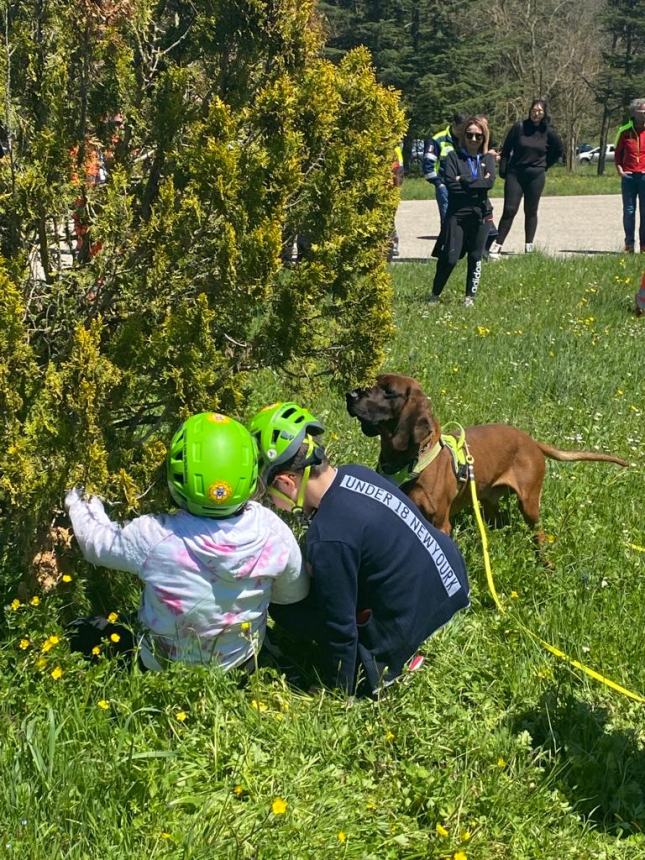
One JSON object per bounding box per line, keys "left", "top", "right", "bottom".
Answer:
{"left": 436, "top": 823, "right": 449, "bottom": 838}
{"left": 337, "top": 831, "right": 347, "bottom": 843}
{"left": 62, "top": 574, "right": 73, "bottom": 583}
{"left": 544, "top": 534, "right": 555, "bottom": 544}
{"left": 41, "top": 641, "right": 53, "bottom": 653}
{"left": 110, "top": 633, "right": 121, "bottom": 643}
{"left": 160, "top": 832, "right": 172, "bottom": 840}
{"left": 510, "top": 590, "right": 519, "bottom": 599}
{"left": 476, "top": 325, "right": 490, "bottom": 337}
{"left": 251, "top": 699, "right": 268, "bottom": 712}
{"left": 107, "top": 612, "right": 119, "bottom": 623}
{"left": 233, "top": 784, "right": 244, "bottom": 796}
{"left": 454, "top": 852, "right": 468, "bottom": 860}
{"left": 47, "top": 635, "right": 60, "bottom": 646}
{"left": 461, "top": 830, "right": 472, "bottom": 842}
{"left": 10, "top": 599, "right": 21, "bottom": 611}
{"left": 384, "top": 730, "right": 395, "bottom": 742}
{"left": 175, "top": 710, "right": 187, "bottom": 722}
{"left": 91, "top": 645, "right": 101, "bottom": 656}
{"left": 51, "top": 666, "right": 63, "bottom": 680}
{"left": 97, "top": 699, "right": 110, "bottom": 710}
{"left": 19, "top": 639, "right": 30, "bottom": 650}
{"left": 272, "top": 797, "right": 287, "bottom": 815}
{"left": 497, "top": 757, "right": 507, "bottom": 768}
{"left": 30, "top": 596, "right": 40, "bottom": 607}
{"left": 36, "top": 657, "right": 47, "bottom": 670}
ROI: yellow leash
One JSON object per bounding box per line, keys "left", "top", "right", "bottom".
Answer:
{"left": 464, "top": 449, "right": 645, "bottom": 705}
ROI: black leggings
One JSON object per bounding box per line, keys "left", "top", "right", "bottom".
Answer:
{"left": 432, "top": 255, "right": 482, "bottom": 298}
{"left": 497, "top": 167, "right": 546, "bottom": 245}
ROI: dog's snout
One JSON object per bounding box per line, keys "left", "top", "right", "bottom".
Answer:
{"left": 347, "top": 389, "right": 360, "bottom": 401}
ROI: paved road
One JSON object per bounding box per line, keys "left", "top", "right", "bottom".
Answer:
{"left": 395, "top": 194, "right": 626, "bottom": 260}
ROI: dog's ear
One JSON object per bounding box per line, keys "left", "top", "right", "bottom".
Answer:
{"left": 391, "top": 388, "right": 436, "bottom": 452}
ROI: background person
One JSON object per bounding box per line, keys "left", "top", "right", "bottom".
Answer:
{"left": 489, "top": 99, "right": 563, "bottom": 257}
{"left": 65, "top": 412, "right": 307, "bottom": 671}
{"left": 423, "top": 113, "right": 466, "bottom": 226}
{"left": 249, "top": 402, "right": 470, "bottom": 698}
{"left": 615, "top": 98, "right": 645, "bottom": 253}
{"left": 429, "top": 116, "right": 496, "bottom": 307}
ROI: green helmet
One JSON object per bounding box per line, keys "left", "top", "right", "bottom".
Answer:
{"left": 248, "top": 402, "right": 324, "bottom": 478}
{"left": 167, "top": 412, "right": 258, "bottom": 518}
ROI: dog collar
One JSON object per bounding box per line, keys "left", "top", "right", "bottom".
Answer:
{"left": 377, "top": 424, "right": 469, "bottom": 488}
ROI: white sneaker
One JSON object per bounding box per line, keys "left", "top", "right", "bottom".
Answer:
{"left": 525, "top": 243, "right": 534, "bottom": 253}
{"left": 428, "top": 294, "right": 440, "bottom": 304}
{"left": 488, "top": 241, "right": 502, "bottom": 260}
{"left": 463, "top": 296, "right": 475, "bottom": 308}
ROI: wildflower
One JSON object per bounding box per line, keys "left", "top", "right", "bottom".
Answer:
{"left": 251, "top": 699, "right": 268, "bottom": 712}
{"left": 107, "top": 612, "right": 118, "bottom": 623}
{"left": 476, "top": 325, "right": 490, "bottom": 337}
{"left": 461, "top": 830, "right": 472, "bottom": 842}
{"left": 510, "top": 590, "right": 519, "bottom": 599}
{"left": 62, "top": 574, "right": 73, "bottom": 583}
{"left": 47, "top": 635, "right": 60, "bottom": 646}
{"left": 384, "top": 730, "right": 395, "bottom": 743}
{"left": 160, "top": 832, "right": 172, "bottom": 840}
{"left": 272, "top": 797, "right": 288, "bottom": 815}
{"left": 337, "top": 831, "right": 347, "bottom": 843}
{"left": 36, "top": 657, "right": 47, "bottom": 670}
{"left": 41, "top": 641, "right": 53, "bottom": 653}
{"left": 97, "top": 699, "right": 110, "bottom": 710}
{"left": 497, "top": 757, "right": 507, "bottom": 768}
{"left": 10, "top": 599, "right": 21, "bottom": 611}
{"left": 91, "top": 645, "right": 101, "bottom": 656}
{"left": 454, "top": 852, "right": 468, "bottom": 860}
{"left": 545, "top": 534, "right": 555, "bottom": 544}
{"left": 30, "top": 596, "right": 40, "bottom": 607}
{"left": 110, "top": 633, "right": 121, "bottom": 643}
{"left": 51, "top": 666, "right": 63, "bottom": 680}
{"left": 19, "top": 639, "right": 30, "bottom": 650}
{"left": 175, "top": 710, "right": 187, "bottom": 722}
{"left": 436, "top": 824, "right": 449, "bottom": 838}
{"left": 233, "top": 784, "right": 244, "bottom": 796}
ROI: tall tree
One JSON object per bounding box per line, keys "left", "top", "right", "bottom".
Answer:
{"left": 0, "top": 0, "right": 405, "bottom": 594}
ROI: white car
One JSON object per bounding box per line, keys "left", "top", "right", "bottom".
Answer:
{"left": 577, "top": 144, "right": 615, "bottom": 164}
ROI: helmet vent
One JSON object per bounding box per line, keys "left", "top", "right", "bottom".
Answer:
{"left": 282, "top": 407, "right": 296, "bottom": 419}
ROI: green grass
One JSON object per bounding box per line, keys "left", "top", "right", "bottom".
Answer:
{"left": 1, "top": 254, "right": 644, "bottom": 858}
{"left": 401, "top": 164, "right": 622, "bottom": 200}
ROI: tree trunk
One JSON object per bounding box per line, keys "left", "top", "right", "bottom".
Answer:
{"left": 597, "top": 103, "right": 611, "bottom": 176}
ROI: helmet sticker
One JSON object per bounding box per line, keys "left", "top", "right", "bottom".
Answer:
{"left": 261, "top": 402, "right": 280, "bottom": 412}
{"left": 267, "top": 448, "right": 277, "bottom": 460}
{"left": 207, "top": 413, "right": 231, "bottom": 424}
{"left": 207, "top": 481, "right": 234, "bottom": 503}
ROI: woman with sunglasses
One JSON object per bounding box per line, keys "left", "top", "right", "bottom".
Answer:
{"left": 489, "top": 99, "right": 563, "bottom": 257}
{"left": 429, "top": 116, "right": 495, "bottom": 307}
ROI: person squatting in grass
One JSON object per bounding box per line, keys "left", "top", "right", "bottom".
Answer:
{"left": 615, "top": 98, "right": 645, "bottom": 254}
{"left": 489, "top": 99, "right": 563, "bottom": 257}
{"left": 429, "top": 115, "right": 496, "bottom": 307}
{"left": 248, "top": 402, "right": 470, "bottom": 698}
{"left": 65, "top": 412, "right": 308, "bottom": 670}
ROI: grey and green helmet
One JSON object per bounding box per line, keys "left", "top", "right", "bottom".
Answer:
{"left": 248, "top": 402, "right": 324, "bottom": 479}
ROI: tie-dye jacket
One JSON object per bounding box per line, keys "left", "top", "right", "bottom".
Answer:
{"left": 65, "top": 489, "right": 307, "bottom": 670}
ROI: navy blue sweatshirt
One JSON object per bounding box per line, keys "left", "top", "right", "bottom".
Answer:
{"left": 306, "top": 465, "right": 470, "bottom": 693}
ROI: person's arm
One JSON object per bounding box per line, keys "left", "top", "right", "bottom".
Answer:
{"left": 268, "top": 518, "right": 310, "bottom": 604}
{"left": 307, "top": 539, "right": 360, "bottom": 693}
{"left": 65, "top": 487, "right": 159, "bottom": 575}
{"left": 441, "top": 151, "right": 463, "bottom": 194}
{"left": 498, "top": 123, "right": 517, "bottom": 177}
{"left": 422, "top": 138, "right": 440, "bottom": 184}
{"left": 615, "top": 131, "right": 627, "bottom": 175}
{"left": 545, "top": 128, "right": 564, "bottom": 169}
{"left": 460, "top": 153, "right": 496, "bottom": 189}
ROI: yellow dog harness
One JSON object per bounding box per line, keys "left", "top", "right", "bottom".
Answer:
{"left": 377, "top": 422, "right": 469, "bottom": 488}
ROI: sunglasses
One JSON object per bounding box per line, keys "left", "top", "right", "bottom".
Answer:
{"left": 466, "top": 132, "right": 483, "bottom": 140}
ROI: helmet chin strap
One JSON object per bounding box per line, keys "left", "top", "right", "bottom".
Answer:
{"left": 268, "top": 436, "right": 317, "bottom": 515}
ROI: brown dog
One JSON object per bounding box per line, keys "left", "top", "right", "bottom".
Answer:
{"left": 346, "top": 373, "right": 628, "bottom": 542}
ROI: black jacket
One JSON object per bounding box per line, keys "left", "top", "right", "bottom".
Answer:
{"left": 499, "top": 120, "right": 563, "bottom": 175}
{"left": 441, "top": 149, "right": 496, "bottom": 217}
{"left": 306, "top": 465, "right": 470, "bottom": 694}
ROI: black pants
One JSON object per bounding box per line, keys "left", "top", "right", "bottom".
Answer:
{"left": 432, "top": 255, "right": 482, "bottom": 298}
{"left": 497, "top": 167, "right": 546, "bottom": 245}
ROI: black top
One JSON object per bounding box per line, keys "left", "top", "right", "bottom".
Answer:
{"left": 306, "top": 465, "right": 470, "bottom": 693}
{"left": 500, "top": 120, "right": 563, "bottom": 172}
{"left": 441, "top": 149, "right": 496, "bottom": 217}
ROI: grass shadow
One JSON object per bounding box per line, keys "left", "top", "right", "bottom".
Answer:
{"left": 512, "top": 691, "right": 645, "bottom": 837}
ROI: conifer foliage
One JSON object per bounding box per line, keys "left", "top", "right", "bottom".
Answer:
{"left": 0, "top": 0, "right": 405, "bottom": 593}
